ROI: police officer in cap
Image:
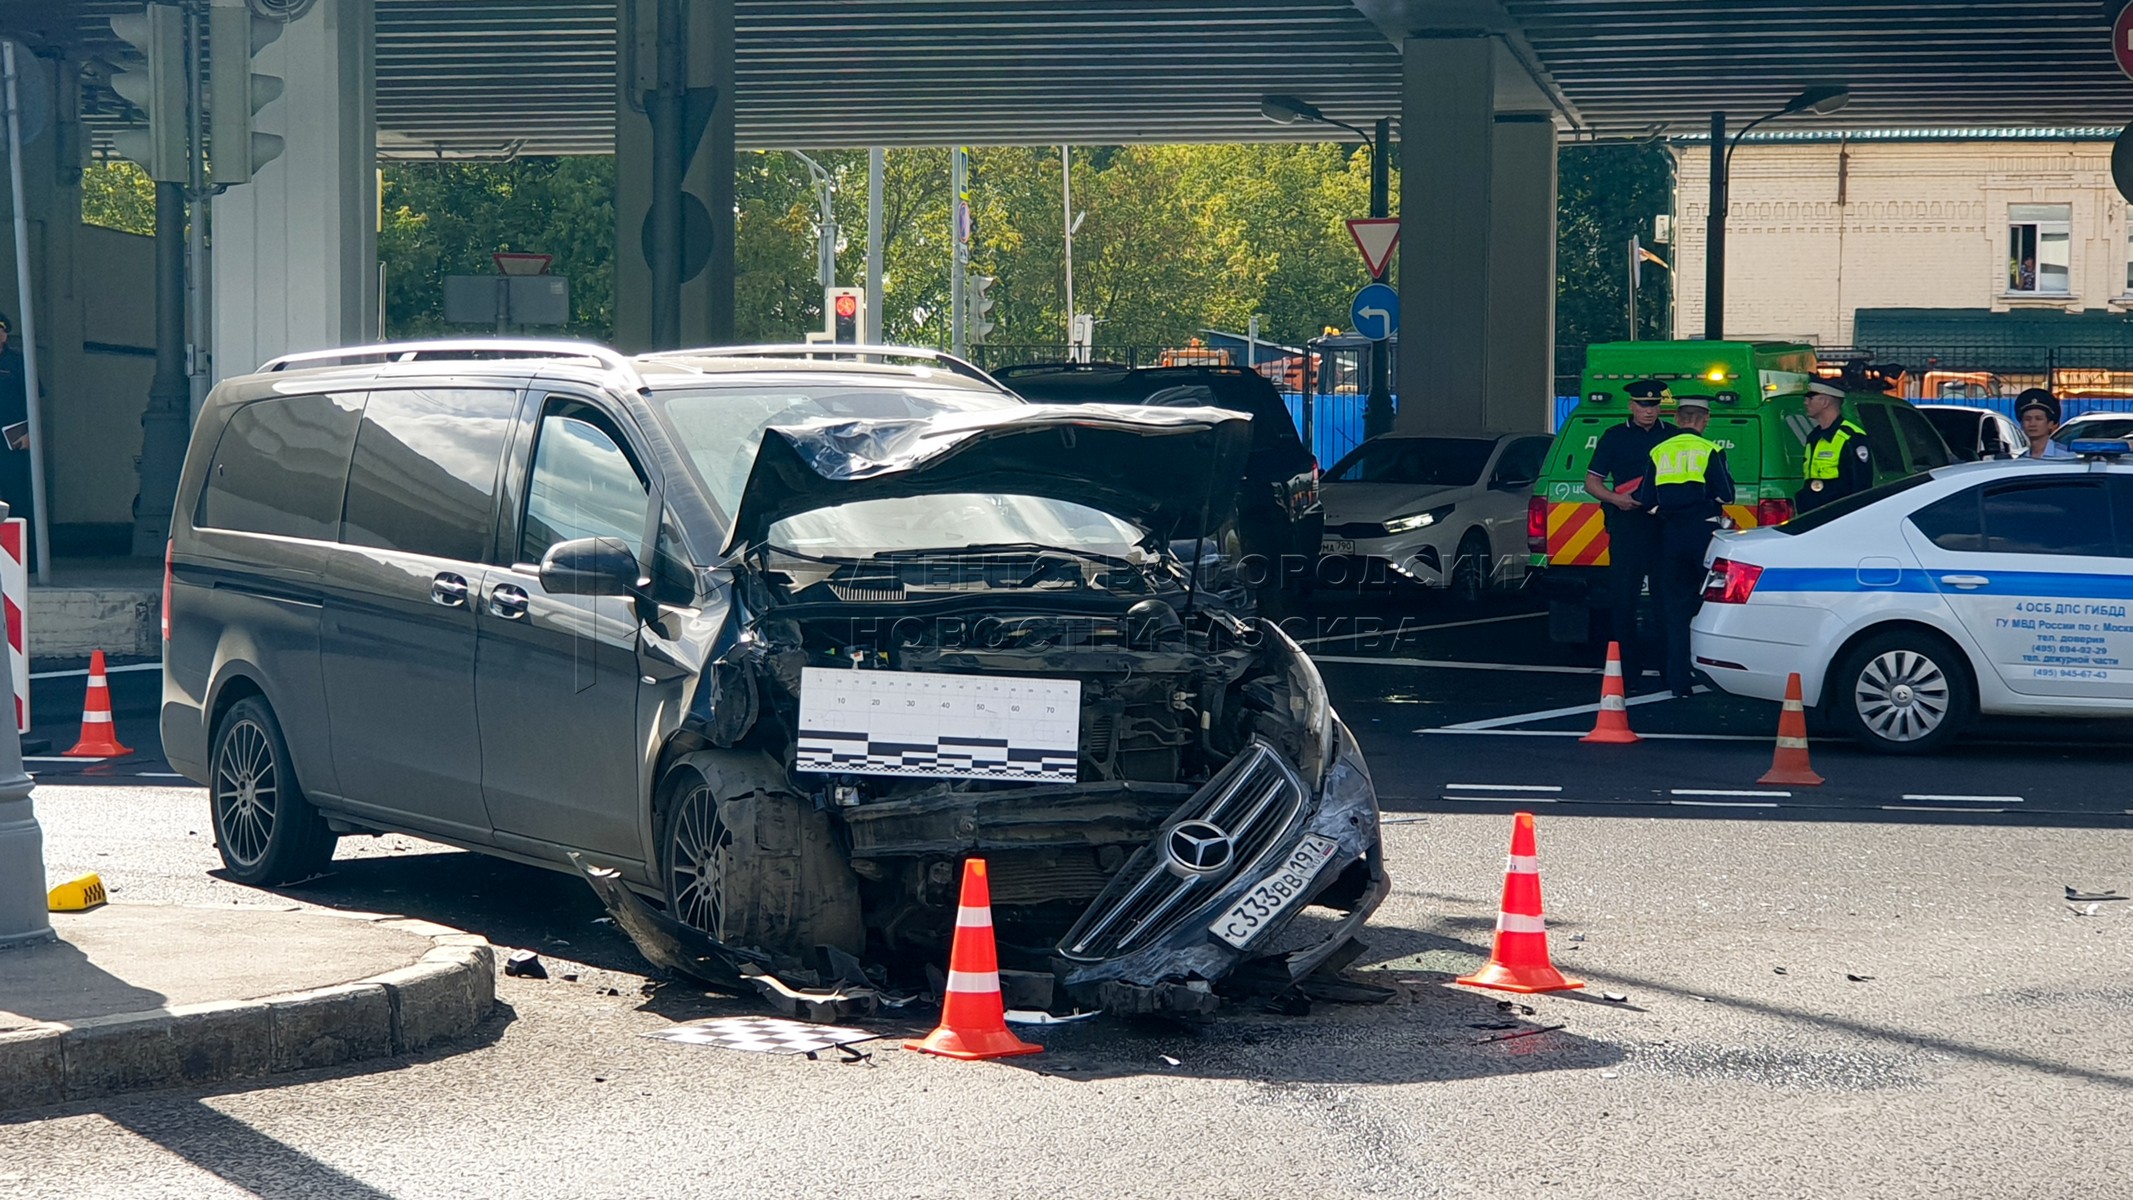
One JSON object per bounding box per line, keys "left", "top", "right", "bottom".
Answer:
{"left": 1634, "top": 395, "right": 1734, "bottom": 698}
{"left": 2015, "top": 388, "right": 2074, "bottom": 459}
{"left": 1797, "top": 380, "right": 1873, "bottom": 513}
{"left": 1584, "top": 378, "right": 1676, "bottom": 685}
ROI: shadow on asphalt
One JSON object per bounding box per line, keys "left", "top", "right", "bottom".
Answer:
{"left": 233, "top": 851, "right": 652, "bottom": 977}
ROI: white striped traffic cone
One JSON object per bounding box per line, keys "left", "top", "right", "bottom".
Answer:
{"left": 904, "top": 858, "right": 1042, "bottom": 1060}
{"left": 63, "top": 650, "right": 134, "bottom": 758}
{"left": 1456, "top": 812, "right": 1585, "bottom": 994}
{"left": 1581, "top": 641, "right": 1640, "bottom": 744}
{"left": 1758, "top": 672, "right": 1824, "bottom": 786}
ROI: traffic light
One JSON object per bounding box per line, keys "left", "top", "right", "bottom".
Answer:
{"left": 108, "top": 4, "right": 189, "bottom": 183}
{"left": 208, "top": 0, "right": 286, "bottom": 184}
{"left": 965, "top": 275, "right": 995, "bottom": 345}
{"left": 826, "top": 286, "right": 864, "bottom": 343}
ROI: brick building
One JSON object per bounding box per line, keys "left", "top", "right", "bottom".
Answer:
{"left": 1668, "top": 134, "right": 2133, "bottom": 355}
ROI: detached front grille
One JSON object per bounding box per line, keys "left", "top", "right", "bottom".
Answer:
{"left": 1057, "top": 740, "right": 1306, "bottom": 962}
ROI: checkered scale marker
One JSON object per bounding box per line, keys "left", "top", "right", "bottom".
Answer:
{"left": 642, "top": 1015, "right": 879, "bottom": 1055}
{"left": 794, "top": 667, "right": 1081, "bottom": 783}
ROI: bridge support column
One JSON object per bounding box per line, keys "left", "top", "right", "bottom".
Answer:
{"left": 1396, "top": 36, "right": 1558, "bottom": 433}
{"left": 613, "top": 0, "right": 735, "bottom": 352}
{"left": 210, "top": 0, "right": 377, "bottom": 377}
{"left": 1487, "top": 113, "right": 1558, "bottom": 432}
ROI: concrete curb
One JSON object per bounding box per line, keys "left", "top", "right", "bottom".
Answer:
{"left": 0, "top": 912, "right": 494, "bottom": 1114}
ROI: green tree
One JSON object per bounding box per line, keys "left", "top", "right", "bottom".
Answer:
{"left": 79, "top": 161, "right": 155, "bottom": 236}
{"left": 379, "top": 157, "right": 615, "bottom": 338}
{"left": 1556, "top": 143, "right": 1676, "bottom": 372}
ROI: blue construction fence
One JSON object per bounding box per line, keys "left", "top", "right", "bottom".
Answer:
{"left": 1283, "top": 393, "right": 2133, "bottom": 469}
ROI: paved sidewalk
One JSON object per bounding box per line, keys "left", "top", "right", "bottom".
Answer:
{"left": 0, "top": 903, "right": 494, "bottom": 1113}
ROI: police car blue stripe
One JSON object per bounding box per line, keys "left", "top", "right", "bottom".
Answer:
{"left": 1754, "top": 568, "right": 1938, "bottom": 594}
{"left": 1755, "top": 567, "right": 2133, "bottom": 599}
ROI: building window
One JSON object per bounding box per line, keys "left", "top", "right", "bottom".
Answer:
{"left": 2007, "top": 203, "right": 2071, "bottom": 295}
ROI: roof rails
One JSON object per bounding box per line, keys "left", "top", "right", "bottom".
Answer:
{"left": 258, "top": 338, "right": 640, "bottom": 379}
{"left": 653, "top": 343, "right": 1003, "bottom": 387}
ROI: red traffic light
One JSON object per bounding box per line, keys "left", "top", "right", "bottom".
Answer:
{"left": 834, "top": 293, "right": 858, "bottom": 320}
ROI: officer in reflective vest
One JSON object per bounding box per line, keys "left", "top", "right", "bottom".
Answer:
{"left": 1796, "top": 380, "right": 1874, "bottom": 514}
{"left": 1635, "top": 395, "right": 1734, "bottom": 698}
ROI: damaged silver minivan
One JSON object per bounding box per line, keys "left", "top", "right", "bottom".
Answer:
{"left": 162, "top": 341, "right": 1387, "bottom": 1015}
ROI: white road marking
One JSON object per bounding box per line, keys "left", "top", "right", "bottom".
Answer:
{"left": 1901, "top": 794, "right": 2023, "bottom": 804}
{"left": 1436, "top": 793, "right": 1564, "bottom": 803}
{"left": 1672, "top": 788, "right": 1793, "bottom": 799}
{"left": 1446, "top": 783, "right": 1563, "bottom": 792}
{"left": 1294, "top": 611, "right": 1543, "bottom": 646}
{"left": 139, "top": 772, "right": 186, "bottom": 778}
{"left": 1885, "top": 804, "right": 2007, "bottom": 813}
{"left": 31, "top": 661, "right": 161, "bottom": 680}
{"left": 1422, "top": 729, "right": 1769, "bottom": 741}
{"left": 1427, "top": 687, "right": 1699, "bottom": 732}
{"left": 1313, "top": 655, "right": 1597, "bottom": 675}
{"left": 1670, "top": 799, "right": 1779, "bottom": 808}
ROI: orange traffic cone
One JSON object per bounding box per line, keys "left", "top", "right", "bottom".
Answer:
{"left": 1580, "top": 641, "right": 1641, "bottom": 744}
{"left": 63, "top": 650, "right": 133, "bottom": 758}
{"left": 1757, "top": 672, "right": 1824, "bottom": 786}
{"left": 1457, "top": 812, "right": 1585, "bottom": 994}
{"left": 904, "top": 858, "right": 1043, "bottom": 1061}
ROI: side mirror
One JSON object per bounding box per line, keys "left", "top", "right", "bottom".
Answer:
{"left": 539, "top": 536, "right": 643, "bottom": 597}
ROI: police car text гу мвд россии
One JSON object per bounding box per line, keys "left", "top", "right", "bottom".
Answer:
{"left": 1689, "top": 439, "right": 2133, "bottom": 754}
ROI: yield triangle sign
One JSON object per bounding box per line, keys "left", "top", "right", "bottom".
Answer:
{"left": 1346, "top": 218, "right": 1401, "bottom": 277}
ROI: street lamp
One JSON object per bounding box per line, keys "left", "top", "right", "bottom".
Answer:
{"left": 1706, "top": 86, "right": 1850, "bottom": 341}
{"left": 1261, "top": 95, "right": 1397, "bottom": 436}
{"left": 786, "top": 150, "right": 838, "bottom": 291}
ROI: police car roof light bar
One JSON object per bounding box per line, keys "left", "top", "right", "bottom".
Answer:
{"left": 2069, "top": 439, "right": 2133, "bottom": 458}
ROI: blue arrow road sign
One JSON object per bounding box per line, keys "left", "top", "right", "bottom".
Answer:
{"left": 1351, "top": 283, "right": 1399, "bottom": 341}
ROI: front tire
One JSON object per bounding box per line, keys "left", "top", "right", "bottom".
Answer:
{"left": 209, "top": 696, "right": 337, "bottom": 885}
{"left": 1829, "top": 631, "right": 1974, "bottom": 755}
{"left": 1449, "top": 530, "right": 1492, "bottom": 607}
{"left": 660, "top": 767, "right": 864, "bottom": 963}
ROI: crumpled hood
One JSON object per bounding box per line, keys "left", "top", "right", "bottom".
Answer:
{"left": 724, "top": 402, "right": 1254, "bottom": 555}
{"left": 1319, "top": 481, "right": 1465, "bottom": 524}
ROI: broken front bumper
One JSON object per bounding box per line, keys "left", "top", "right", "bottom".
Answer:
{"left": 1053, "top": 722, "right": 1388, "bottom": 1013}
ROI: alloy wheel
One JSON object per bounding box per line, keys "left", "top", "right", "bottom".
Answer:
{"left": 214, "top": 718, "right": 279, "bottom": 868}
{"left": 668, "top": 781, "right": 731, "bottom": 936}
{"left": 1853, "top": 649, "right": 1951, "bottom": 743}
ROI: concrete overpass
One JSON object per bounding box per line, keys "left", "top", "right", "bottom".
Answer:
{"left": 5, "top": 0, "right": 2133, "bottom": 557}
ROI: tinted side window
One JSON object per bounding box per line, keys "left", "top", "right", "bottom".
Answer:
{"left": 1890, "top": 404, "right": 1952, "bottom": 471}
{"left": 197, "top": 393, "right": 362, "bottom": 539}
{"left": 341, "top": 388, "right": 516, "bottom": 561}
{"left": 1908, "top": 486, "right": 1983, "bottom": 552}
{"left": 1494, "top": 437, "right": 1550, "bottom": 485}
{"left": 519, "top": 408, "right": 649, "bottom": 566}
{"left": 1852, "top": 405, "right": 1906, "bottom": 474}
{"left": 1983, "top": 480, "right": 2113, "bottom": 556}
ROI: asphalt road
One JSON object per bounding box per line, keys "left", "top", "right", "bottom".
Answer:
{"left": 7, "top": 611, "right": 2131, "bottom": 1196}
{"left": 1294, "top": 594, "right": 2133, "bottom": 829}
{"left": 9, "top": 784, "right": 2131, "bottom": 1199}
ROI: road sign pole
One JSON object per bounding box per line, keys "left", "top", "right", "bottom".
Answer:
{"left": 950, "top": 147, "right": 967, "bottom": 357}
{"left": 1366, "top": 117, "right": 1394, "bottom": 439}
{"left": 0, "top": 496, "right": 50, "bottom": 948}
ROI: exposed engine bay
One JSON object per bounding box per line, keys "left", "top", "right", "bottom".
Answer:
{"left": 641, "top": 541, "right": 1390, "bottom": 1016}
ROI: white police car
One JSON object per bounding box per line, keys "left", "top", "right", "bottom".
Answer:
{"left": 1691, "top": 440, "right": 2133, "bottom": 753}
